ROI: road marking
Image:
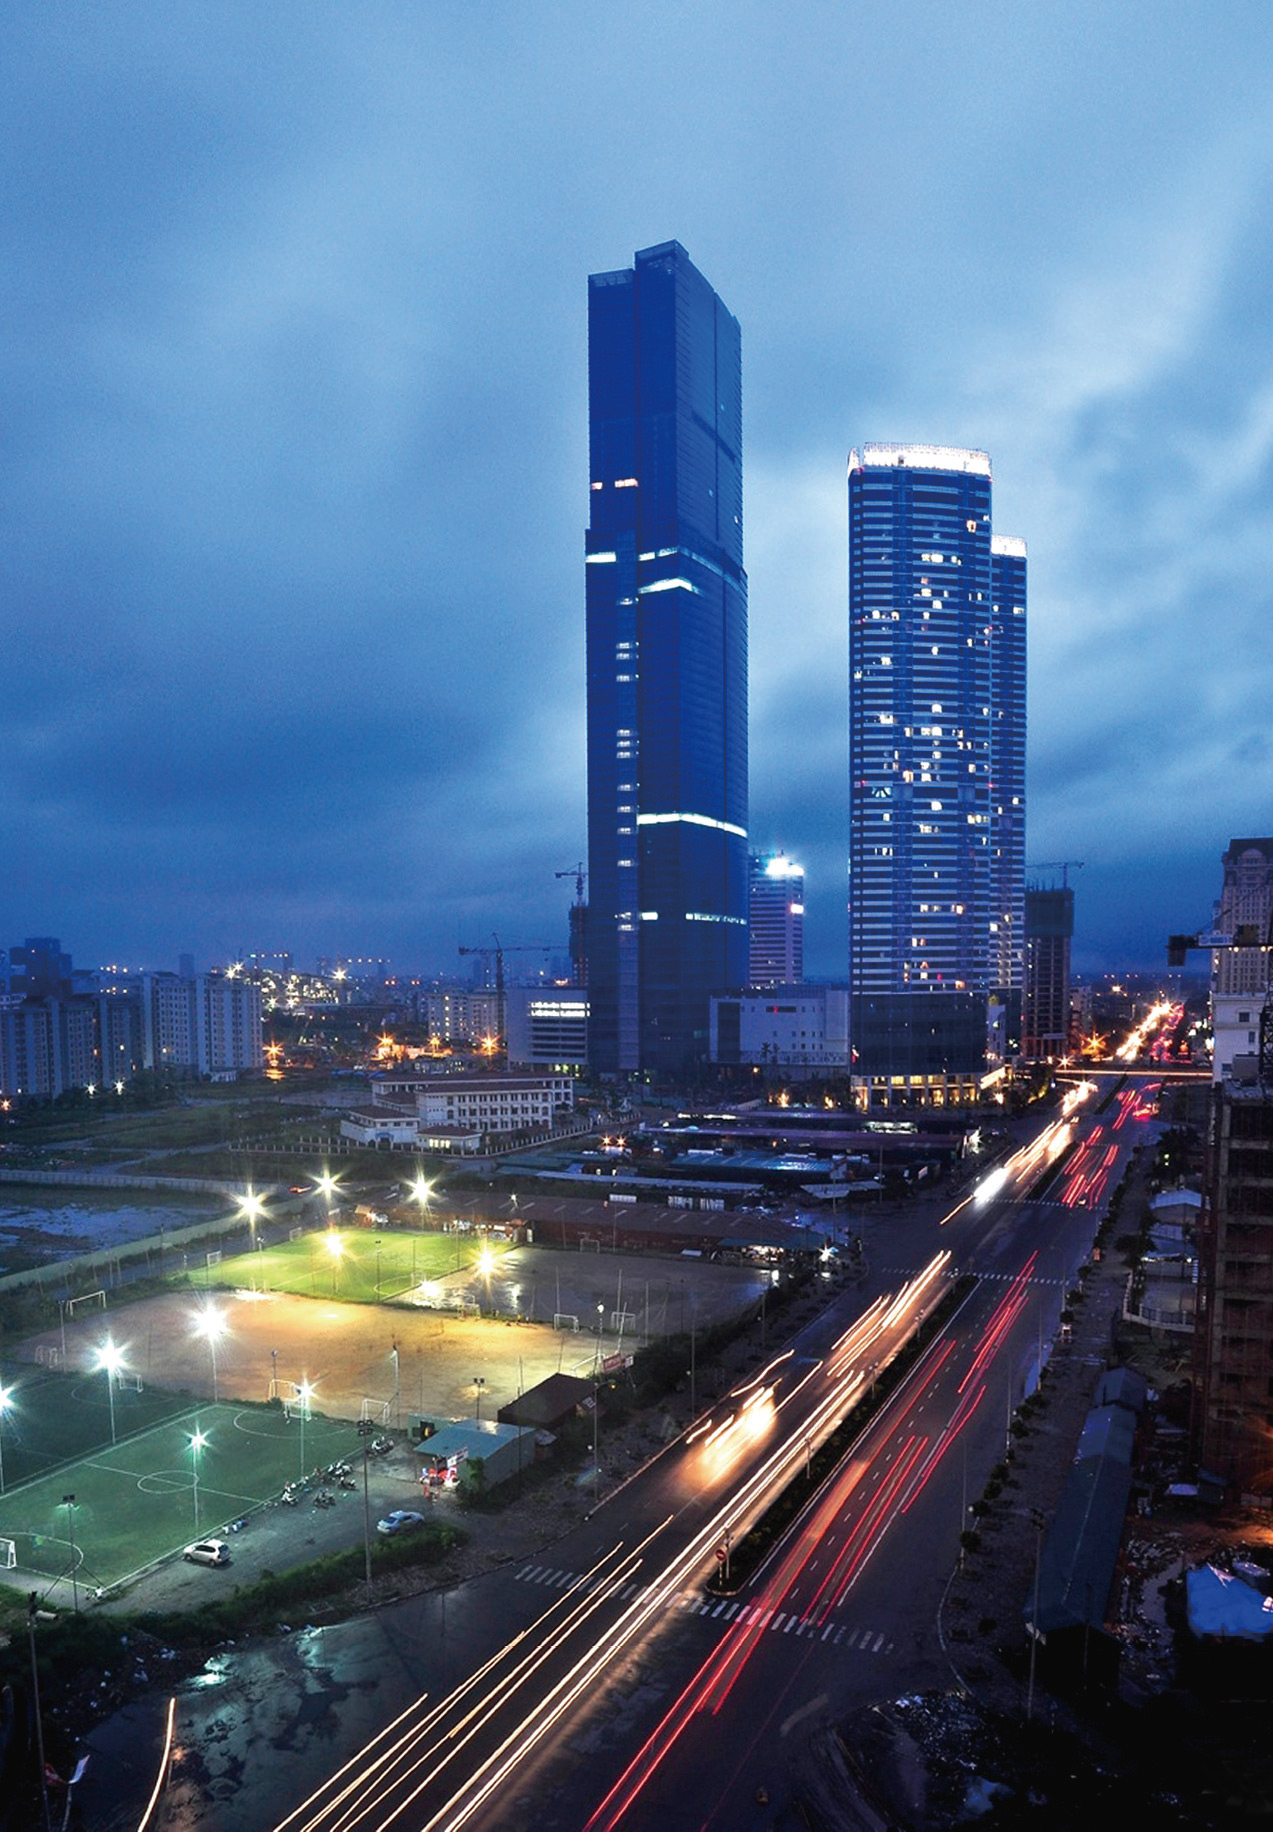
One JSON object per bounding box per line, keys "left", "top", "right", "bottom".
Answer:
{"left": 822, "top": 1625, "right": 834, "bottom": 1641}
{"left": 771, "top": 1612, "right": 786, "bottom": 1631}
{"left": 784, "top": 1617, "right": 797, "bottom": 1633}
{"left": 517, "top": 1565, "right": 534, "bottom": 1580}
{"left": 834, "top": 1627, "right": 846, "bottom": 1644}
{"left": 723, "top": 1602, "right": 739, "bottom": 1619}
{"left": 871, "top": 1632, "right": 885, "bottom": 1652}
{"left": 620, "top": 1582, "right": 636, "bottom": 1598}
{"left": 712, "top": 1601, "right": 727, "bottom": 1617}
{"left": 780, "top": 1693, "right": 828, "bottom": 1739}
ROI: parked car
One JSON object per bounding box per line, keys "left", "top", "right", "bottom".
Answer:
{"left": 184, "top": 1539, "right": 231, "bottom": 1567}
{"left": 376, "top": 1510, "right": 425, "bottom": 1537}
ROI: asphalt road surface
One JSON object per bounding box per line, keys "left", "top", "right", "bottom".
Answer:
{"left": 81, "top": 1075, "right": 1150, "bottom": 1830}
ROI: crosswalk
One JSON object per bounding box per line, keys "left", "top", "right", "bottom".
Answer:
{"left": 512, "top": 1563, "right": 895, "bottom": 1654}
{"left": 882, "top": 1265, "right": 1068, "bottom": 1286}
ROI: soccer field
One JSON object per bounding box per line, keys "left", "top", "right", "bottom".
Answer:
{"left": 0, "top": 1401, "right": 363, "bottom": 1592}
{"left": 190, "top": 1227, "right": 509, "bottom": 1304}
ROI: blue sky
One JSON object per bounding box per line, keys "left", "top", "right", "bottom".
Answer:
{"left": 4, "top": 2, "right": 1272, "bottom": 979}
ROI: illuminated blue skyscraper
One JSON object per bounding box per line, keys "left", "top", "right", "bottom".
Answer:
{"left": 847, "top": 444, "right": 1026, "bottom": 1101}
{"left": 586, "top": 243, "right": 748, "bottom": 1076}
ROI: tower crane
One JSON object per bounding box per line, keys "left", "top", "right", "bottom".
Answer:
{"left": 457, "top": 935, "right": 553, "bottom": 1047}
{"left": 1026, "top": 860, "right": 1085, "bottom": 887}
{"left": 555, "top": 864, "right": 588, "bottom": 988}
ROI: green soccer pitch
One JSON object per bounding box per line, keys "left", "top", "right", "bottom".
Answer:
{"left": 190, "top": 1227, "right": 509, "bottom": 1303}
{"left": 0, "top": 1401, "right": 363, "bottom": 1592}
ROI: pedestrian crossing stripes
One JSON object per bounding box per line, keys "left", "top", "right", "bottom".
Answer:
{"left": 512, "top": 1564, "right": 895, "bottom": 1653}
{"left": 882, "top": 1266, "right": 1068, "bottom": 1286}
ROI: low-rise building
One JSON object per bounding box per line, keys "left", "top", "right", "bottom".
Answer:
{"left": 710, "top": 985, "right": 849, "bottom": 1073}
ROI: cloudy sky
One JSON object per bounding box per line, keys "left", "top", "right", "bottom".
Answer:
{"left": 5, "top": 2, "right": 1273, "bottom": 981}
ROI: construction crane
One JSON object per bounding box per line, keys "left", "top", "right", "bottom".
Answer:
{"left": 555, "top": 863, "right": 588, "bottom": 988}
{"left": 458, "top": 934, "right": 553, "bottom": 1047}
{"left": 1026, "top": 860, "right": 1085, "bottom": 887}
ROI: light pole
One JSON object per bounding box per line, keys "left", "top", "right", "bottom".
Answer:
{"left": 473, "top": 1376, "right": 486, "bottom": 1422}
{"left": 298, "top": 1380, "right": 313, "bottom": 1480}
{"left": 362, "top": 1444, "right": 374, "bottom": 1608}
{"left": 95, "top": 1339, "right": 125, "bottom": 1445}
{"left": 326, "top": 1231, "right": 343, "bottom": 1295}
{"left": 0, "top": 1383, "right": 11, "bottom": 1494}
{"left": 375, "top": 1238, "right": 382, "bottom": 1300}
{"left": 27, "top": 1596, "right": 52, "bottom": 1832}
{"left": 189, "top": 1424, "right": 207, "bottom": 1531}
{"left": 195, "top": 1307, "right": 226, "bottom": 1404}
{"left": 61, "top": 1495, "right": 79, "bottom": 1615}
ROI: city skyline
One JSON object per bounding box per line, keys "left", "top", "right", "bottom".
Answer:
{"left": 5, "top": 6, "right": 1272, "bottom": 977}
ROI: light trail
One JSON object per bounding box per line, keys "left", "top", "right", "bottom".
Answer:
{"left": 276, "top": 1255, "right": 959, "bottom": 1832}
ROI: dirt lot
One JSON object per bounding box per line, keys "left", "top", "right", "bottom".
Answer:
{"left": 14, "top": 1244, "right": 769, "bottom": 1429}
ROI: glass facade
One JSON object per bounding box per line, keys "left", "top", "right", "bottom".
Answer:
{"left": 847, "top": 445, "right": 1025, "bottom": 1080}
{"left": 586, "top": 243, "right": 748, "bottom": 1075}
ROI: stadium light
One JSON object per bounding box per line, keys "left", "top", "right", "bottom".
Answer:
{"left": 0, "top": 1383, "right": 11, "bottom": 1493}
{"left": 297, "top": 1379, "right": 314, "bottom": 1479}
{"left": 194, "top": 1308, "right": 227, "bottom": 1403}
{"left": 188, "top": 1424, "right": 208, "bottom": 1530}
{"left": 325, "top": 1232, "right": 343, "bottom": 1294}
{"left": 94, "top": 1339, "right": 126, "bottom": 1445}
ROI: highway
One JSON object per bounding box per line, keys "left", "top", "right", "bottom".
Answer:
{"left": 262, "top": 1072, "right": 1156, "bottom": 1832}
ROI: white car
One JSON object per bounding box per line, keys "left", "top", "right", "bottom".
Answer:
{"left": 376, "top": 1510, "right": 425, "bottom": 1537}
{"left": 184, "top": 1539, "right": 231, "bottom": 1567}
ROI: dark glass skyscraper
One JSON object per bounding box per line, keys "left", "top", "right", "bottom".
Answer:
{"left": 847, "top": 445, "right": 1025, "bottom": 1099}
{"left": 586, "top": 243, "right": 748, "bottom": 1076}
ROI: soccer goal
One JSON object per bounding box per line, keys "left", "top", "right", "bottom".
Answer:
{"left": 359, "top": 1398, "right": 391, "bottom": 1425}
{"left": 0, "top": 1538, "right": 16, "bottom": 1570}
{"left": 553, "top": 1313, "right": 580, "bottom": 1333}
{"left": 35, "top": 1345, "right": 62, "bottom": 1368}
{"left": 205, "top": 1249, "right": 223, "bottom": 1269}
{"left": 114, "top": 1371, "right": 144, "bottom": 1393}
{"left": 66, "top": 1290, "right": 106, "bottom": 1320}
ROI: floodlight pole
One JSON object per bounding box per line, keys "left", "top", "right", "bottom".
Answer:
{"left": 61, "top": 1496, "right": 78, "bottom": 1615}
{"left": 27, "top": 1600, "right": 52, "bottom": 1832}
{"left": 362, "top": 1446, "right": 374, "bottom": 1608}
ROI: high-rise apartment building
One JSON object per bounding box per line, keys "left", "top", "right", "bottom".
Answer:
{"left": 586, "top": 242, "right": 748, "bottom": 1076}
{"left": 748, "top": 852, "right": 804, "bottom": 987}
{"left": 847, "top": 445, "right": 1026, "bottom": 1103}
{"left": 1209, "top": 839, "right": 1273, "bottom": 1082}
{"left": 1194, "top": 1076, "right": 1273, "bottom": 1499}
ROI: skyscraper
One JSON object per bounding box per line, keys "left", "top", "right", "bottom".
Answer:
{"left": 847, "top": 444, "right": 1025, "bottom": 1103}
{"left": 586, "top": 242, "right": 748, "bottom": 1076}
{"left": 748, "top": 852, "right": 804, "bottom": 987}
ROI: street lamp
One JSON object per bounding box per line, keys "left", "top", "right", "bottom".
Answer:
{"left": 0, "top": 1383, "right": 11, "bottom": 1494}
{"left": 95, "top": 1338, "right": 125, "bottom": 1445}
{"left": 473, "top": 1376, "right": 486, "bottom": 1422}
{"left": 188, "top": 1424, "right": 208, "bottom": 1530}
{"left": 61, "top": 1495, "right": 79, "bottom": 1614}
{"left": 194, "top": 1307, "right": 226, "bottom": 1404}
